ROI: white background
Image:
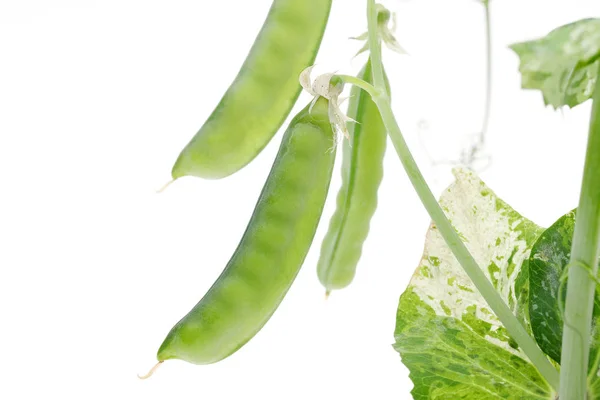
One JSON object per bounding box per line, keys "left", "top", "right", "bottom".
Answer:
{"left": 1, "top": 0, "right": 598, "bottom": 399}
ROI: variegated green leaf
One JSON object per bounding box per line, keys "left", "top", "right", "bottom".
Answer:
{"left": 510, "top": 18, "right": 600, "bottom": 109}
{"left": 394, "top": 168, "right": 554, "bottom": 399}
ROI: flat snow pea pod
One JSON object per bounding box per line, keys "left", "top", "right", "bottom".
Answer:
{"left": 171, "top": 0, "right": 332, "bottom": 180}
{"left": 157, "top": 97, "right": 336, "bottom": 365}
{"left": 317, "top": 59, "right": 389, "bottom": 295}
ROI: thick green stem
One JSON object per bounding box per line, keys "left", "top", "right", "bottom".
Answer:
{"left": 559, "top": 63, "right": 600, "bottom": 400}
{"left": 366, "top": 3, "right": 385, "bottom": 93}
{"left": 365, "top": 0, "right": 559, "bottom": 391}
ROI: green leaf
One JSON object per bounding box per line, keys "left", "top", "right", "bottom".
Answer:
{"left": 527, "top": 209, "right": 600, "bottom": 393}
{"left": 394, "top": 168, "right": 554, "bottom": 399}
{"left": 509, "top": 18, "right": 600, "bottom": 109}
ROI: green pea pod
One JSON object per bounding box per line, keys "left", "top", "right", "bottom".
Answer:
{"left": 171, "top": 0, "right": 332, "bottom": 180}
{"left": 317, "top": 59, "right": 389, "bottom": 295}
{"left": 158, "top": 97, "right": 336, "bottom": 365}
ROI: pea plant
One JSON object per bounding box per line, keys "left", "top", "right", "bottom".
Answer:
{"left": 141, "top": 0, "right": 600, "bottom": 398}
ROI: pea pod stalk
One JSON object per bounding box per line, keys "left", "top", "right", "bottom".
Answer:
{"left": 317, "top": 59, "right": 389, "bottom": 295}
{"left": 157, "top": 97, "right": 336, "bottom": 365}
{"left": 171, "top": 0, "right": 332, "bottom": 180}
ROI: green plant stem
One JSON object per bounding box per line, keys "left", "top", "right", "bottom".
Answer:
{"left": 336, "top": 75, "right": 378, "bottom": 96}
{"left": 365, "top": 0, "right": 559, "bottom": 391}
{"left": 589, "top": 347, "right": 600, "bottom": 390}
{"left": 465, "top": 0, "right": 492, "bottom": 166}
{"left": 481, "top": 0, "right": 492, "bottom": 148}
{"left": 461, "top": 0, "right": 491, "bottom": 166}
{"left": 559, "top": 62, "right": 600, "bottom": 400}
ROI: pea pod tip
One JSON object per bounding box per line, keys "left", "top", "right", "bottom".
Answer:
{"left": 156, "top": 179, "right": 176, "bottom": 194}
{"left": 137, "top": 361, "right": 163, "bottom": 380}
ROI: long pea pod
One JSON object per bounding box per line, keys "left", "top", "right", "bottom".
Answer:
{"left": 317, "top": 59, "right": 389, "bottom": 295}
{"left": 157, "top": 97, "right": 336, "bottom": 365}
{"left": 171, "top": 0, "right": 332, "bottom": 180}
